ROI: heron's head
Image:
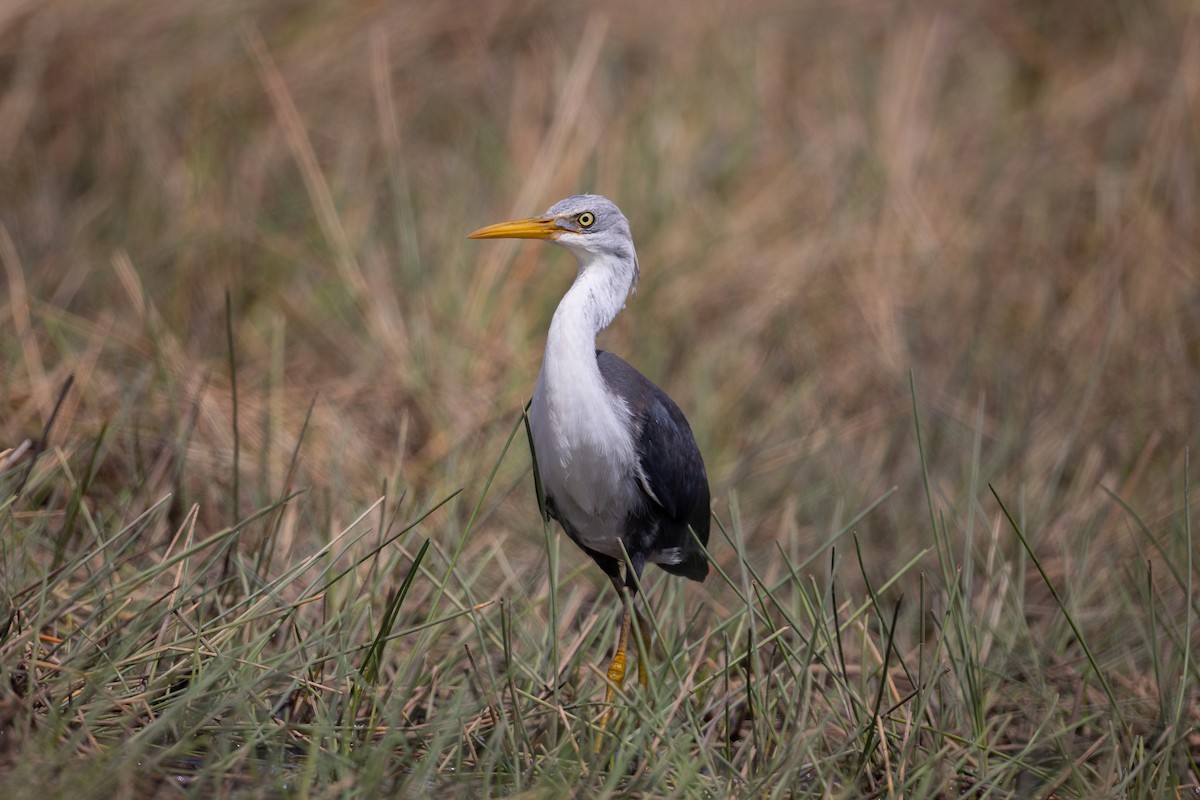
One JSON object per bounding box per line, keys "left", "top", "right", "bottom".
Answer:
{"left": 469, "top": 194, "right": 640, "bottom": 290}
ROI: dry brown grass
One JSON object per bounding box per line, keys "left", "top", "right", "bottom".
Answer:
{"left": 1, "top": 1, "right": 1198, "bottom": 796}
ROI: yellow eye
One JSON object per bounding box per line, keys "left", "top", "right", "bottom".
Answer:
{"left": 577, "top": 212, "right": 595, "bottom": 228}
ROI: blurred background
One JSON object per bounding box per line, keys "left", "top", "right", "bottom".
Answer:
{"left": 2, "top": 0, "right": 1198, "bottom": 603}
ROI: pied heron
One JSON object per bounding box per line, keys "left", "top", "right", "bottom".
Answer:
{"left": 469, "top": 195, "right": 710, "bottom": 716}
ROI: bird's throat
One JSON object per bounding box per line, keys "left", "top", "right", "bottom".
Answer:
{"left": 552, "top": 253, "right": 633, "bottom": 340}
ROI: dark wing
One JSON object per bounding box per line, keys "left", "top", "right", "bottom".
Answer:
{"left": 597, "top": 351, "right": 710, "bottom": 582}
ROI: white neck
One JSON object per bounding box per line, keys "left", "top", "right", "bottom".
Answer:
{"left": 531, "top": 250, "right": 641, "bottom": 525}
{"left": 544, "top": 251, "right": 635, "bottom": 372}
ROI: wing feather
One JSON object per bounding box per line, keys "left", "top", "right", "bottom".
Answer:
{"left": 597, "top": 351, "right": 710, "bottom": 580}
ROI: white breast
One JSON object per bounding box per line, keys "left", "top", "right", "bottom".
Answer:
{"left": 530, "top": 358, "right": 642, "bottom": 558}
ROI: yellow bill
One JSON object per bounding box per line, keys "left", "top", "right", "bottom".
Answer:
{"left": 467, "top": 216, "right": 561, "bottom": 240}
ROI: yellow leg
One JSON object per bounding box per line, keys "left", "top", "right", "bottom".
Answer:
{"left": 606, "top": 607, "right": 632, "bottom": 696}
{"left": 597, "top": 606, "right": 631, "bottom": 734}
{"left": 596, "top": 577, "right": 654, "bottom": 746}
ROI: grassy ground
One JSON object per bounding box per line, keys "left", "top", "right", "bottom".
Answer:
{"left": 2, "top": 1, "right": 1198, "bottom": 797}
